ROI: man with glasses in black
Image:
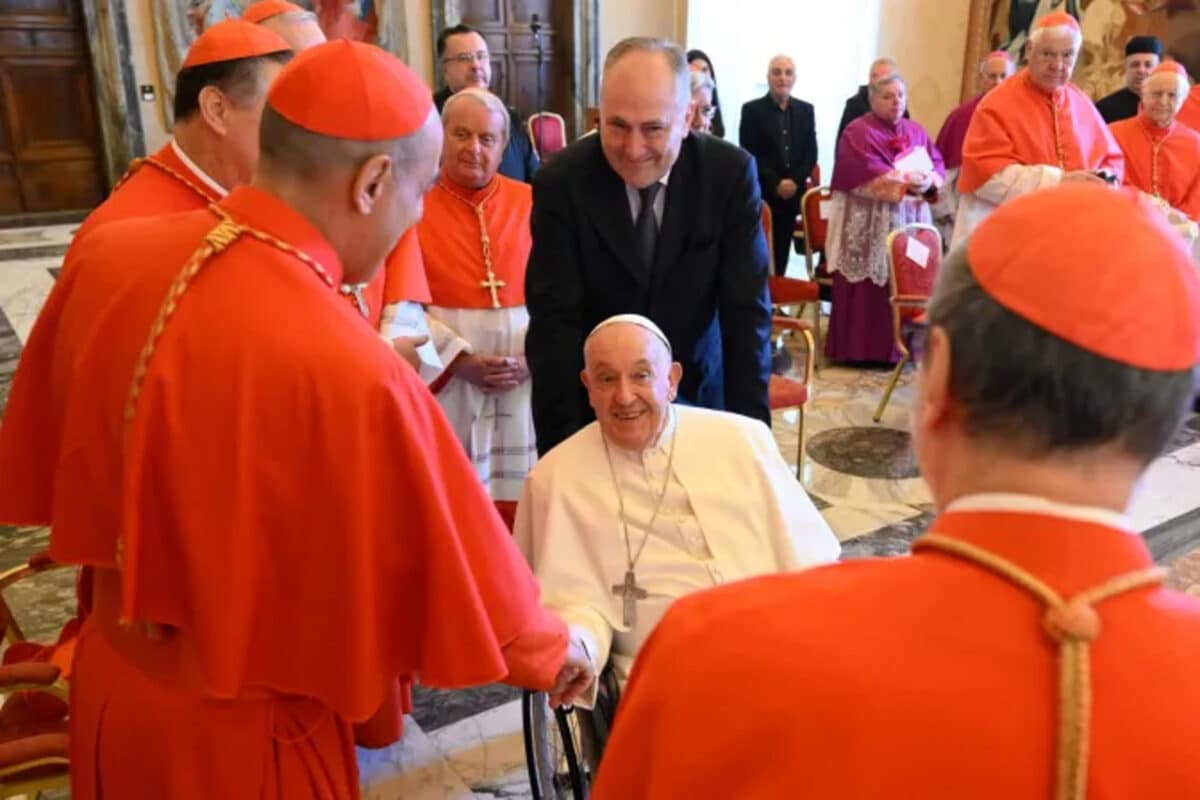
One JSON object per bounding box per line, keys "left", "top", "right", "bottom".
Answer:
{"left": 435, "top": 24, "right": 539, "bottom": 182}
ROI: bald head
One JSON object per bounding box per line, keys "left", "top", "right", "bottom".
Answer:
{"left": 259, "top": 11, "right": 326, "bottom": 51}
{"left": 767, "top": 55, "right": 796, "bottom": 103}
{"left": 979, "top": 54, "right": 1014, "bottom": 93}
{"left": 869, "top": 57, "right": 897, "bottom": 83}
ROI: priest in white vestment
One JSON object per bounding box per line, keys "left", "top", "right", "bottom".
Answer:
{"left": 415, "top": 88, "right": 537, "bottom": 501}
{"left": 514, "top": 314, "right": 840, "bottom": 705}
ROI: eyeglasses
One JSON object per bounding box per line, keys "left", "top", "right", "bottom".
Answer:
{"left": 443, "top": 51, "right": 489, "bottom": 66}
{"left": 696, "top": 105, "right": 717, "bottom": 119}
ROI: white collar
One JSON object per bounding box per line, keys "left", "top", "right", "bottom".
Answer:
{"left": 170, "top": 139, "right": 228, "bottom": 198}
{"left": 944, "top": 493, "right": 1133, "bottom": 532}
{"left": 629, "top": 167, "right": 672, "bottom": 194}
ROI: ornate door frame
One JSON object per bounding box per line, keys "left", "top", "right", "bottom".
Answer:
{"left": 432, "top": 0, "right": 599, "bottom": 138}
{"left": 79, "top": 0, "right": 144, "bottom": 189}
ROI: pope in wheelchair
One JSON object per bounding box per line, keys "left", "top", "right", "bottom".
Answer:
{"left": 514, "top": 314, "right": 839, "bottom": 783}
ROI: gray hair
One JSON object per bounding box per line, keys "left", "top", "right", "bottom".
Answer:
{"left": 689, "top": 70, "right": 714, "bottom": 96}
{"left": 604, "top": 37, "right": 690, "bottom": 108}
{"left": 870, "top": 57, "right": 897, "bottom": 76}
{"left": 868, "top": 72, "right": 906, "bottom": 95}
{"left": 442, "top": 87, "right": 511, "bottom": 144}
{"left": 276, "top": 9, "right": 318, "bottom": 23}
{"left": 926, "top": 246, "right": 1194, "bottom": 464}
{"left": 258, "top": 104, "right": 439, "bottom": 180}
{"left": 1028, "top": 21, "right": 1082, "bottom": 51}
{"left": 1143, "top": 70, "right": 1191, "bottom": 113}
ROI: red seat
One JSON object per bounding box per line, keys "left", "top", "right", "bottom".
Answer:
{"left": 768, "top": 374, "right": 808, "bottom": 408}
{"left": 527, "top": 112, "right": 567, "bottom": 162}
{"left": 0, "top": 551, "right": 73, "bottom": 795}
{"left": 765, "top": 204, "right": 824, "bottom": 368}
{"left": 766, "top": 315, "right": 817, "bottom": 478}
{"left": 873, "top": 224, "right": 943, "bottom": 422}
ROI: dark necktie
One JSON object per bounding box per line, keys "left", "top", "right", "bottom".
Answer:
{"left": 636, "top": 183, "right": 662, "bottom": 271}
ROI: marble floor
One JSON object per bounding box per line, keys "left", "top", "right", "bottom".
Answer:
{"left": 1, "top": 227, "right": 1198, "bottom": 798}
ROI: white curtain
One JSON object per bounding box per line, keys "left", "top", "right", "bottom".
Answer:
{"left": 684, "top": 0, "right": 883, "bottom": 182}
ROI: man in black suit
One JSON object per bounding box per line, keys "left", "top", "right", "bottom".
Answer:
{"left": 433, "top": 24, "right": 539, "bottom": 182}
{"left": 836, "top": 57, "right": 909, "bottom": 144}
{"left": 739, "top": 54, "right": 817, "bottom": 276}
{"left": 525, "top": 37, "right": 772, "bottom": 455}
{"left": 1095, "top": 36, "right": 1161, "bottom": 124}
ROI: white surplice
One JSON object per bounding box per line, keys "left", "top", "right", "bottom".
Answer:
{"left": 950, "top": 163, "right": 1065, "bottom": 249}
{"left": 513, "top": 405, "right": 840, "bottom": 707}
{"left": 427, "top": 304, "right": 536, "bottom": 502}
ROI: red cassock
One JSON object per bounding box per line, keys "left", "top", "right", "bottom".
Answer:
{"left": 1108, "top": 112, "right": 1200, "bottom": 221}
{"left": 959, "top": 69, "right": 1125, "bottom": 194}
{"left": 75, "top": 143, "right": 221, "bottom": 242}
{"left": 1176, "top": 84, "right": 1200, "bottom": 133}
{"left": 593, "top": 509, "right": 1200, "bottom": 798}
{"left": 416, "top": 175, "right": 532, "bottom": 309}
{"left": 359, "top": 227, "right": 432, "bottom": 329}
{"left": 0, "top": 185, "right": 567, "bottom": 798}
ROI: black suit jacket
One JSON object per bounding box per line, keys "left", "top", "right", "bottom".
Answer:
{"left": 433, "top": 87, "right": 539, "bottom": 182}
{"left": 1095, "top": 87, "right": 1139, "bottom": 124}
{"left": 837, "top": 85, "right": 909, "bottom": 144}
{"left": 525, "top": 132, "right": 773, "bottom": 454}
{"left": 738, "top": 94, "right": 818, "bottom": 203}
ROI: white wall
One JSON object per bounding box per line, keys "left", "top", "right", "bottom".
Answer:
{"left": 600, "top": 0, "right": 685, "bottom": 56}
{"left": 686, "top": 0, "right": 883, "bottom": 182}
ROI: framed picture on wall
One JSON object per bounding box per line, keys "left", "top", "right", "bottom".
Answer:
{"left": 962, "top": 0, "right": 1171, "bottom": 102}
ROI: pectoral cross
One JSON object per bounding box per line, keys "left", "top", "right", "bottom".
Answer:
{"left": 611, "top": 569, "right": 648, "bottom": 627}
{"left": 339, "top": 283, "right": 370, "bottom": 319}
{"left": 480, "top": 271, "right": 506, "bottom": 309}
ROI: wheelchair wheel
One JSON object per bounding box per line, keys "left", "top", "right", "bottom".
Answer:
{"left": 522, "top": 690, "right": 591, "bottom": 799}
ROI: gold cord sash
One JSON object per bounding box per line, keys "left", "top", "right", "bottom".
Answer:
{"left": 913, "top": 534, "right": 1166, "bottom": 800}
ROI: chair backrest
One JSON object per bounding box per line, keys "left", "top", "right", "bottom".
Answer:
{"left": 800, "top": 186, "right": 833, "bottom": 253}
{"left": 807, "top": 164, "right": 822, "bottom": 189}
{"left": 886, "top": 223, "right": 942, "bottom": 322}
{"left": 760, "top": 201, "right": 774, "bottom": 267}
{"left": 528, "top": 112, "right": 567, "bottom": 161}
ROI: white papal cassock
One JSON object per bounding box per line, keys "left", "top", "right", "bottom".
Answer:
{"left": 514, "top": 405, "right": 840, "bottom": 706}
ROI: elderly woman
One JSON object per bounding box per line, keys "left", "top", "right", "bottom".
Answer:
{"left": 825, "top": 72, "right": 944, "bottom": 364}
{"left": 1109, "top": 60, "right": 1200, "bottom": 240}
{"left": 689, "top": 70, "right": 716, "bottom": 134}
{"left": 687, "top": 49, "right": 725, "bottom": 138}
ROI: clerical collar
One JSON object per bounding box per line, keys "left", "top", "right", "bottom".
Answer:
{"left": 1137, "top": 111, "right": 1174, "bottom": 137}
{"left": 438, "top": 172, "right": 500, "bottom": 204}
{"left": 171, "top": 139, "right": 229, "bottom": 198}
{"left": 944, "top": 493, "right": 1133, "bottom": 532}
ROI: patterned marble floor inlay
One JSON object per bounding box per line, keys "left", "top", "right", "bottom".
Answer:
{"left": 1, "top": 229, "right": 1199, "bottom": 799}
{"left": 805, "top": 425, "right": 920, "bottom": 480}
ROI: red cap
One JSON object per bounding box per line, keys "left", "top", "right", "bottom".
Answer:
{"left": 966, "top": 184, "right": 1200, "bottom": 371}
{"left": 1153, "top": 60, "right": 1189, "bottom": 80}
{"left": 181, "top": 19, "right": 290, "bottom": 69}
{"left": 242, "top": 0, "right": 304, "bottom": 24}
{"left": 986, "top": 50, "right": 1013, "bottom": 63}
{"left": 267, "top": 40, "right": 434, "bottom": 140}
{"left": 1034, "top": 11, "right": 1081, "bottom": 34}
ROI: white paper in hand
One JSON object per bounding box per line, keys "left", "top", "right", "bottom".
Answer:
{"left": 894, "top": 145, "right": 934, "bottom": 174}
{"left": 819, "top": 200, "right": 832, "bottom": 220}
{"left": 905, "top": 236, "right": 931, "bottom": 269}
{"left": 381, "top": 300, "right": 443, "bottom": 380}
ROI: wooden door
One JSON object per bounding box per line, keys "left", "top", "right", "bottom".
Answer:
{"left": 0, "top": 0, "right": 105, "bottom": 214}
{"left": 456, "top": 0, "right": 577, "bottom": 138}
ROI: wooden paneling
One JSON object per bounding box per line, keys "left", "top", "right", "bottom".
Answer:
{"left": 0, "top": 0, "right": 103, "bottom": 213}
{"left": 457, "top": 0, "right": 575, "bottom": 136}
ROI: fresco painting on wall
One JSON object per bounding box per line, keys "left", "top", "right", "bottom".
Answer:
{"left": 966, "top": 0, "right": 1176, "bottom": 101}
{"left": 185, "top": 0, "right": 378, "bottom": 41}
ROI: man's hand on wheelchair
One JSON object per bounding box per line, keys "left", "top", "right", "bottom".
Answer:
{"left": 548, "top": 638, "right": 596, "bottom": 708}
